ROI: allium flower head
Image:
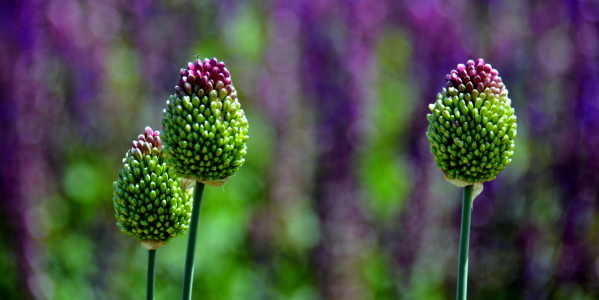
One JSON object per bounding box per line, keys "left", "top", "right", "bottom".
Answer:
{"left": 426, "top": 59, "right": 517, "bottom": 184}
{"left": 113, "top": 127, "right": 193, "bottom": 250}
{"left": 161, "top": 57, "right": 249, "bottom": 187}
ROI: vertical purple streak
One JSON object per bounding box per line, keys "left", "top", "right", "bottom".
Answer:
{"left": 299, "top": 3, "right": 358, "bottom": 296}
{"left": 1, "top": 0, "right": 128, "bottom": 297}
{"left": 0, "top": 0, "right": 51, "bottom": 298}
{"left": 129, "top": 0, "right": 198, "bottom": 98}
{"left": 550, "top": 0, "right": 599, "bottom": 290}
{"left": 260, "top": 0, "right": 301, "bottom": 132}
{"left": 510, "top": 0, "right": 599, "bottom": 297}
{"left": 298, "top": 0, "right": 385, "bottom": 298}
{"left": 259, "top": 0, "right": 304, "bottom": 225}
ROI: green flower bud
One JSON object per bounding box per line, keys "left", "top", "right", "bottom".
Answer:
{"left": 113, "top": 127, "right": 193, "bottom": 250}
{"left": 161, "top": 57, "right": 249, "bottom": 187}
{"left": 426, "top": 59, "right": 517, "bottom": 184}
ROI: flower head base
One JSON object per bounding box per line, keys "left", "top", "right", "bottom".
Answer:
{"left": 426, "top": 59, "right": 517, "bottom": 184}
{"left": 113, "top": 127, "right": 193, "bottom": 250}
{"left": 161, "top": 58, "right": 249, "bottom": 186}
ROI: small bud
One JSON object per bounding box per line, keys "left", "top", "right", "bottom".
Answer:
{"left": 113, "top": 127, "right": 193, "bottom": 249}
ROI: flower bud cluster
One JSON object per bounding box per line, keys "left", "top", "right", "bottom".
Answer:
{"left": 426, "top": 59, "right": 517, "bottom": 183}
{"left": 113, "top": 127, "right": 193, "bottom": 249}
{"left": 161, "top": 58, "right": 249, "bottom": 183}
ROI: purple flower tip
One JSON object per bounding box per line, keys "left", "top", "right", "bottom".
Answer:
{"left": 132, "top": 126, "right": 163, "bottom": 153}
{"left": 445, "top": 58, "right": 504, "bottom": 97}
{"left": 145, "top": 126, "right": 153, "bottom": 137}
{"left": 176, "top": 57, "right": 233, "bottom": 96}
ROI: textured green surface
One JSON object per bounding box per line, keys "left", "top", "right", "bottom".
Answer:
{"left": 162, "top": 58, "right": 249, "bottom": 181}
{"left": 113, "top": 128, "right": 193, "bottom": 246}
{"left": 426, "top": 60, "right": 517, "bottom": 183}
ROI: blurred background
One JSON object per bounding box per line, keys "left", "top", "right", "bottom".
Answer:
{"left": 1, "top": 0, "right": 598, "bottom": 299}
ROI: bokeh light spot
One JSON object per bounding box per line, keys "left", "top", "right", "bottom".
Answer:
{"left": 62, "top": 162, "right": 101, "bottom": 204}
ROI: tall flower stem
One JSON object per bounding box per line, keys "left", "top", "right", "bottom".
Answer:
{"left": 147, "top": 249, "right": 157, "bottom": 300}
{"left": 456, "top": 185, "right": 473, "bottom": 300}
{"left": 181, "top": 182, "right": 205, "bottom": 300}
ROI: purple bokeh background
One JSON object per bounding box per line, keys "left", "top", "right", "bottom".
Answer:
{"left": 1, "top": 0, "right": 598, "bottom": 299}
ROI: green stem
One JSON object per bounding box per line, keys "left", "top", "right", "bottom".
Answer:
{"left": 181, "top": 182, "right": 205, "bottom": 300}
{"left": 456, "top": 185, "right": 473, "bottom": 300}
{"left": 147, "top": 249, "right": 156, "bottom": 300}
